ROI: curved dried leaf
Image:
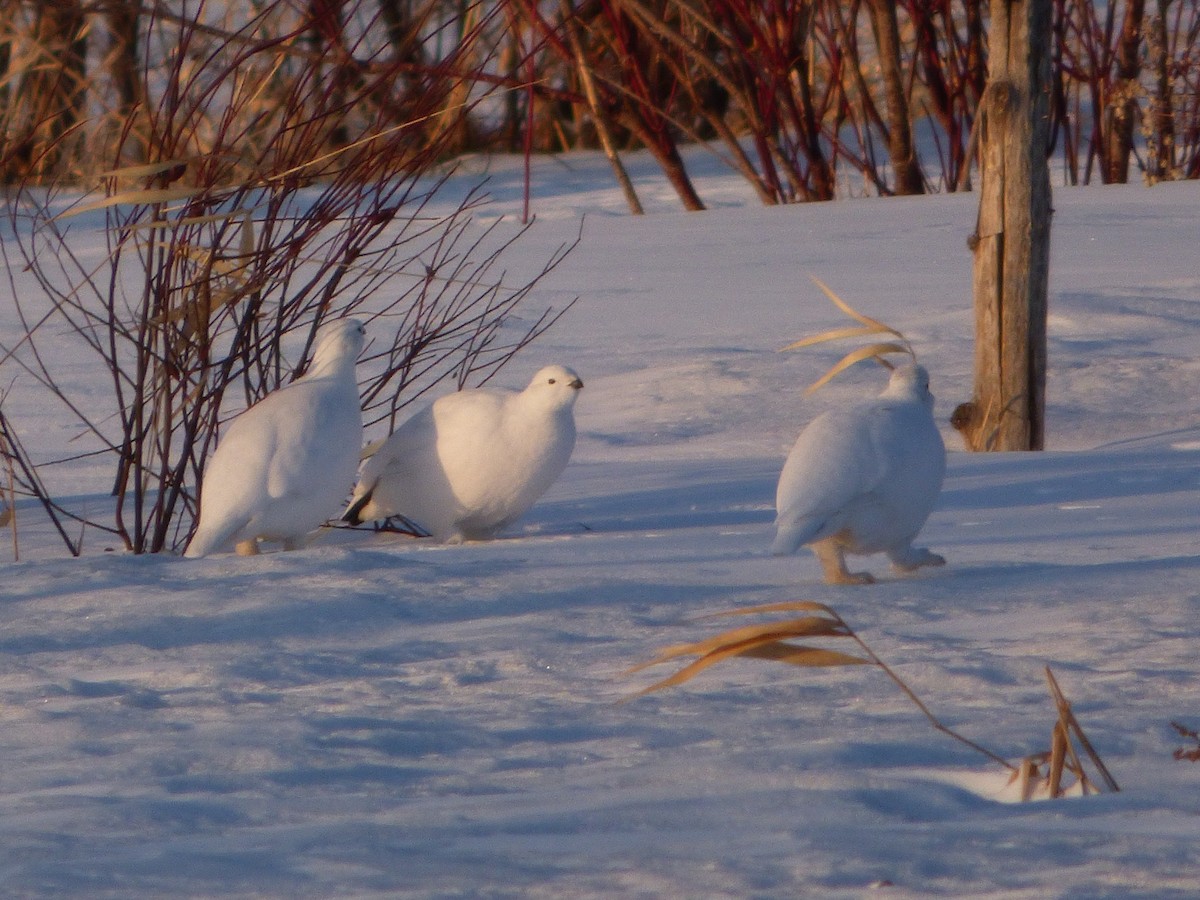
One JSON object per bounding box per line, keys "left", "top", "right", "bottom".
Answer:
{"left": 809, "top": 275, "right": 902, "bottom": 338}
{"left": 624, "top": 614, "right": 859, "bottom": 676}
{"left": 805, "top": 342, "right": 914, "bottom": 395}
{"left": 780, "top": 324, "right": 887, "bottom": 352}
{"left": 54, "top": 188, "right": 204, "bottom": 221}
{"left": 94, "top": 157, "right": 204, "bottom": 180}
{"left": 738, "top": 642, "right": 870, "bottom": 667}
{"left": 628, "top": 633, "right": 871, "bottom": 700}
{"left": 626, "top": 616, "right": 854, "bottom": 676}
{"left": 125, "top": 206, "right": 261, "bottom": 230}
{"left": 628, "top": 631, "right": 807, "bottom": 697}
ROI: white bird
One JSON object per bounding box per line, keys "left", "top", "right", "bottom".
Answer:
{"left": 184, "top": 318, "right": 365, "bottom": 558}
{"left": 771, "top": 363, "right": 946, "bottom": 584}
{"left": 344, "top": 364, "right": 583, "bottom": 542}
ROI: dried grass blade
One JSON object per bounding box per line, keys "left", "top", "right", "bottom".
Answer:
{"left": 1017, "top": 756, "right": 1039, "bottom": 802}
{"left": 239, "top": 211, "right": 255, "bottom": 259}
{"left": 55, "top": 188, "right": 204, "bottom": 220}
{"left": 627, "top": 631, "right": 829, "bottom": 698}
{"left": 809, "top": 275, "right": 903, "bottom": 338}
{"left": 1047, "top": 720, "right": 1068, "bottom": 798}
{"left": 738, "top": 641, "right": 870, "bottom": 667}
{"left": 124, "top": 206, "right": 261, "bottom": 230}
{"left": 805, "top": 342, "right": 914, "bottom": 395}
{"left": 95, "top": 158, "right": 204, "bottom": 180}
{"left": 1044, "top": 667, "right": 1120, "bottom": 792}
{"left": 780, "top": 324, "right": 888, "bottom": 352}
{"left": 625, "top": 616, "right": 852, "bottom": 675}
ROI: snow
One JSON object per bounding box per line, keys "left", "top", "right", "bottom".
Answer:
{"left": 3, "top": 148, "right": 1200, "bottom": 897}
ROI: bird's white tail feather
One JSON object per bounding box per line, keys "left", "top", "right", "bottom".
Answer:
{"left": 770, "top": 519, "right": 823, "bottom": 556}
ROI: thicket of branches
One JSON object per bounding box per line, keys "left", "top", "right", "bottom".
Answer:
{"left": 0, "top": 0, "right": 575, "bottom": 556}
{"left": 0, "top": 1, "right": 1196, "bottom": 556}
{"left": 2, "top": 1, "right": 1198, "bottom": 207}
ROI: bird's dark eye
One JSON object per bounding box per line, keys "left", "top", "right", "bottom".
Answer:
{"left": 548, "top": 378, "right": 557, "bottom": 384}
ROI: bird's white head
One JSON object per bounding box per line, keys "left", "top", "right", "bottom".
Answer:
{"left": 882, "top": 363, "right": 934, "bottom": 406}
{"left": 525, "top": 364, "right": 584, "bottom": 409}
{"left": 308, "top": 318, "right": 366, "bottom": 379}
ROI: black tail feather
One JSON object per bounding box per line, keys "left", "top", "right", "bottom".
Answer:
{"left": 343, "top": 490, "right": 372, "bottom": 525}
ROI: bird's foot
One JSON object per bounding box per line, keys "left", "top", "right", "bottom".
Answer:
{"left": 890, "top": 547, "right": 945, "bottom": 573}
{"left": 813, "top": 539, "right": 875, "bottom": 586}
{"left": 829, "top": 570, "right": 876, "bottom": 585}
{"left": 235, "top": 539, "right": 261, "bottom": 556}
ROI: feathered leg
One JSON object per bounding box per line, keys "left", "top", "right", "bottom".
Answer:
{"left": 235, "top": 539, "right": 260, "bottom": 556}
{"left": 184, "top": 515, "right": 251, "bottom": 558}
{"left": 812, "top": 536, "right": 875, "bottom": 585}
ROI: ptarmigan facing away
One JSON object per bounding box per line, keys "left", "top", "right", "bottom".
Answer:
{"left": 184, "top": 318, "right": 365, "bottom": 558}
{"left": 344, "top": 364, "right": 583, "bottom": 542}
{"left": 771, "top": 363, "right": 946, "bottom": 584}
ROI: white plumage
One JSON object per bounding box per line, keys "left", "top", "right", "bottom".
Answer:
{"left": 344, "top": 364, "right": 583, "bottom": 542}
{"left": 184, "top": 318, "right": 365, "bottom": 558}
{"left": 771, "top": 363, "right": 946, "bottom": 584}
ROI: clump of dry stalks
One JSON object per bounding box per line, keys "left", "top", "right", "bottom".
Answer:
{"left": 626, "top": 600, "right": 1120, "bottom": 802}
{"left": 781, "top": 276, "right": 918, "bottom": 394}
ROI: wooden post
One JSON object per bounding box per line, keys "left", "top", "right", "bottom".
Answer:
{"left": 956, "top": 0, "right": 1052, "bottom": 451}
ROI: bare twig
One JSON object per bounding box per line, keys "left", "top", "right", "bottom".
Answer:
{"left": 0, "top": 407, "right": 82, "bottom": 557}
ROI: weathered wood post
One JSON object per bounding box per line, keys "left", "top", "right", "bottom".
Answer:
{"left": 955, "top": 0, "right": 1053, "bottom": 451}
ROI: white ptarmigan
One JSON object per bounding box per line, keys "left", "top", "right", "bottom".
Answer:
{"left": 184, "top": 318, "right": 365, "bottom": 558}
{"left": 343, "top": 364, "right": 583, "bottom": 542}
{"left": 771, "top": 363, "right": 946, "bottom": 584}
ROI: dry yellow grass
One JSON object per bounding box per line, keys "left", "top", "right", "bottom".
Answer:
{"left": 782, "top": 276, "right": 916, "bottom": 395}
{"left": 627, "top": 600, "right": 1119, "bottom": 802}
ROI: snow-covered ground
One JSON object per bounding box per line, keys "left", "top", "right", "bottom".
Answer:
{"left": 3, "top": 148, "right": 1200, "bottom": 897}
